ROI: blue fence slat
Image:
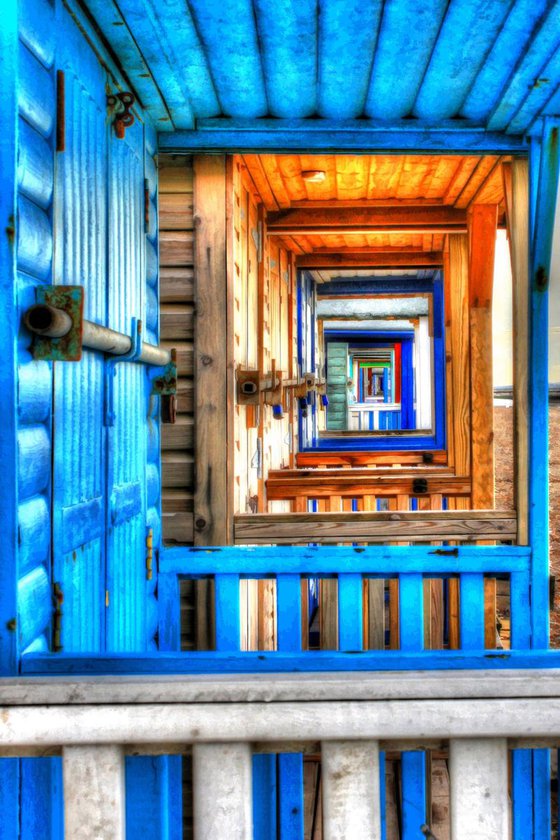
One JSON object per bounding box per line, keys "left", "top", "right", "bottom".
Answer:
{"left": 400, "top": 752, "right": 426, "bottom": 840}
{"left": 214, "top": 574, "right": 241, "bottom": 651}
{"left": 398, "top": 573, "right": 426, "bottom": 834}
{"left": 22, "top": 648, "right": 560, "bottom": 675}
{"left": 277, "top": 574, "right": 302, "bottom": 652}
{"left": 162, "top": 544, "right": 531, "bottom": 576}
{"left": 338, "top": 574, "right": 363, "bottom": 651}
{"left": 253, "top": 755, "right": 277, "bottom": 840}
{"left": 512, "top": 750, "right": 534, "bottom": 840}
{"left": 510, "top": 570, "right": 531, "bottom": 650}
{"left": 459, "top": 574, "right": 485, "bottom": 650}
{"left": 157, "top": 573, "right": 180, "bottom": 652}
{"left": 510, "top": 567, "right": 535, "bottom": 840}
{"left": 126, "top": 756, "right": 181, "bottom": 840}
{"left": 399, "top": 574, "right": 424, "bottom": 652}
{"left": 277, "top": 573, "right": 304, "bottom": 840}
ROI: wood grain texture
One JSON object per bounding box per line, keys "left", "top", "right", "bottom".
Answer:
{"left": 296, "top": 451, "right": 447, "bottom": 468}
{"left": 193, "top": 155, "right": 230, "bottom": 545}
{"left": 448, "top": 235, "right": 471, "bottom": 478}
{"left": 159, "top": 156, "right": 195, "bottom": 546}
{"left": 507, "top": 160, "right": 529, "bottom": 545}
{"left": 234, "top": 511, "right": 517, "bottom": 544}
{"left": 468, "top": 205, "right": 498, "bottom": 509}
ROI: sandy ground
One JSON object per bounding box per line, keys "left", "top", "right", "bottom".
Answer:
{"left": 494, "top": 403, "right": 560, "bottom": 645}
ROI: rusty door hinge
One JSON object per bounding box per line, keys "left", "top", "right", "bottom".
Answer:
{"left": 146, "top": 527, "right": 154, "bottom": 581}
{"left": 144, "top": 179, "right": 150, "bottom": 233}
{"left": 107, "top": 91, "right": 135, "bottom": 139}
{"left": 52, "top": 582, "right": 64, "bottom": 652}
{"left": 56, "top": 70, "right": 65, "bottom": 152}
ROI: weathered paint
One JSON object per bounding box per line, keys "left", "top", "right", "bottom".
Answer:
{"left": 75, "top": 0, "right": 560, "bottom": 142}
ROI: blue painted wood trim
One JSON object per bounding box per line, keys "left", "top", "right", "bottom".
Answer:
{"left": 22, "top": 649, "right": 560, "bottom": 675}
{"left": 319, "top": 278, "right": 436, "bottom": 296}
{"left": 0, "top": 0, "right": 18, "bottom": 679}
{"left": 161, "top": 544, "right": 531, "bottom": 576}
{"left": 277, "top": 575, "right": 304, "bottom": 840}
{"left": 529, "top": 119, "right": 560, "bottom": 650}
{"left": 158, "top": 121, "right": 528, "bottom": 154}
{"left": 314, "top": 271, "right": 445, "bottom": 450}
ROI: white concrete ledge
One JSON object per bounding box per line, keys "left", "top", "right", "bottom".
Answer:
{"left": 2, "top": 697, "right": 560, "bottom": 752}
{"left": 3, "top": 669, "right": 560, "bottom": 705}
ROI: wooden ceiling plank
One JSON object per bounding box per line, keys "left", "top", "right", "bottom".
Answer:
{"left": 335, "top": 154, "right": 369, "bottom": 201}
{"left": 467, "top": 157, "right": 505, "bottom": 206}
{"left": 241, "top": 155, "right": 280, "bottom": 211}
{"left": 289, "top": 198, "right": 445, "bottom": 207}
{"left": 259, "top": 155, "right": 292, "bottom": 208}
{"left": 276, "top": 154, "right": 308, "bottom": 201}
{"left": 442, "top": 157, "right": 481, "bottom": 205}
{"left": 267, "top": 205, "right": 468, "bottom": 236}
{"left": 454, "top": 156, "right": 499, "bottom": 209}
{"left": 296, "top": 251, "right": 444, "bottom": 268}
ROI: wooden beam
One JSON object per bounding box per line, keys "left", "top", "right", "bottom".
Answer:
{"left": 502, "top": 161, "right": 529, "bottom": 545}
{"left": 265, "top": 473, "right": 471, "bottom": 501}
{"left": 296, "top": 451, "right": 448, "bottom": 468}
{"left": 447, "top": 235, "right": 471, "bottom": 478}
{"left": 193, "top": 155, "right": 231, "bottom": 545}
{"left": 267, "top": 206, "right": 468, "bottom": 236}
{"left": 468, "top": 205, "right": 499, "bottom": 508}
{"left": 234, "top": 511, "right": 517, "bottom": 544}
{"left": 296, "top": 252, "right": 443, "bottom": 269}
{"left": 290, "top": 199, "right": 446, "bottom": 208}
{"left": 159, "top": 120, "right": 528, "bottom": 155}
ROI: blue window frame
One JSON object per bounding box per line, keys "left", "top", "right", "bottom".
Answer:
{"left": 298, "top": 272, "right": 446, "bottom": 451}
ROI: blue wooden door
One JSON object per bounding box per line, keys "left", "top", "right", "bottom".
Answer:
{"left": 52, "top": 5, "right": 108, "bottom": 653}
{"left": 105, "top": 117, "right": 149, "bottom": 652}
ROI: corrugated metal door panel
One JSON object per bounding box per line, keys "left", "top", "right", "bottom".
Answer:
{"left": 52, "top": 5, "right": 108, "bottom": 653}
{"left": 105, "top": 117, "right": 148, "bottom": 652}
{"left": 144, "top": 125, "right": 161, "bottom": 650}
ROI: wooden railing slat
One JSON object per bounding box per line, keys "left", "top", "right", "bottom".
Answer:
{"left": 449, "top": 739, "right": 509, "bottom": 840}
{"left": 63, "top": 745, "right": 125, "bottom": 840}
{"left": 215, "top": 574, "right": 241, "bottom": 651}
{"left": 460, "top": 574, "right": 485, "bottom": 650}
{"left": 235, "top": 510, "right": 517, "bottom": 544}
{"left": 193, "top": 743, "right": 253, "bottom": 840}
{"left": 338, "top": 574, "right": 363, "bottom": 651}
{"left": 321, "top": 741, "right": 381, "bottom": 840}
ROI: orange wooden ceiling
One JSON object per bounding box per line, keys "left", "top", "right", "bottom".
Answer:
{"left": 241, "top": 154, "right": 506, "bottom": 211}
{"left": 240, "top": 153, "right": 505, "bottom": 264}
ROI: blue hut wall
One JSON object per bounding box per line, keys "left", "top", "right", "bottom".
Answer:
{"left": 11, "top": 0, "right": 164, "bottom": 664}
{"left": 0, "top": 1, "right": 173, "bottom": 835}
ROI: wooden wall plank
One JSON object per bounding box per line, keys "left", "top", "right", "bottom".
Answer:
{"left": 159, "top": 156, "right": 195, "bottom": 546}
{"left": 448, "top": 235, "right": 471, "bottom": 478}
{"left": 193, "top": 155, "right": 230, "bottom": 545}
{"left": 504, "top": 160, "right": 529, "bottom": 544}
{"left": 468, "top": 204, "right": 498, "bottom": 508}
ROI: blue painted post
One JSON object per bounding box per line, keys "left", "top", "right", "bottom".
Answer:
{"left": 528, "top": 121, "right": 559, "bottom": 650}
{"left": 527, "top": 119, "right": 560, "bottom": 839}
{"left": 399, "top": 574, "right": 426, "bottom": 837}
{"left": 277, "top": 574, "right": 304, "bottom": 840}
{"left": 400, "top": 340, "right": 414, "bottom": 430}
{"left": 338, "top": 574, "right": 363, "bottom": 650}
{"left": 459, "top": 574, "right": 485, "bottom": 649}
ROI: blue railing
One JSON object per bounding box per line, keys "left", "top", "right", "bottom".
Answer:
{"left": 19, "top": 543, "right": 560, "bottom": 840}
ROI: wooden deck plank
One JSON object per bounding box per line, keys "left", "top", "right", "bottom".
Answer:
{"left": 234, "top": 511, "right": 517, "bottom": 544}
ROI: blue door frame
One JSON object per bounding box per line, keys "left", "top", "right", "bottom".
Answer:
{"left": 303, "top": 273, "right": 446, "bottom": 450}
